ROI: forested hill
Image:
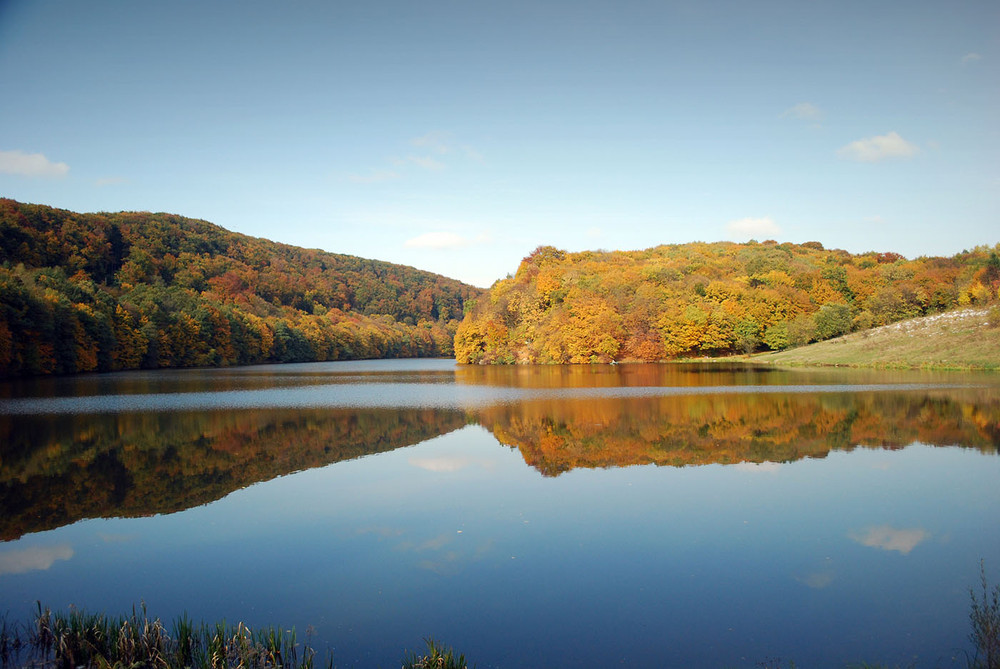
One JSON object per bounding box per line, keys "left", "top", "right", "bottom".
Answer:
{"left": 0, "top": 198, "right": 481, "bottom": 377}
{"left": 455, "top": 241, "right": 1000, "bottom": 364}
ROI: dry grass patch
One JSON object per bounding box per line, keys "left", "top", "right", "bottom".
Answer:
{"left": 756, "top": 308, "right": 1000, "bottom": 370}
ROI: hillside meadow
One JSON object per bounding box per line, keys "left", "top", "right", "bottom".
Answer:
{"left": 754, "top": 307, "right": 1000, "bottom": 370}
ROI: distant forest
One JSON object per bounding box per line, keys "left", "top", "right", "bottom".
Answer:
{"left": 456, "top": 241, "right": 1000, "bottom": 364}
{"left": 0, "top": 199, "right": 481, "bottom": 377}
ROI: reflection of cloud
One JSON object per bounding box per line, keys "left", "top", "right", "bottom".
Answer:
{"left": 417, "top": 534, "right": 452, "bottom": 551}
{"left": 355, "top": 526, "right": 403, "bottom": 538}
{"left": 408, "top": 455, "right": 497, "bottom": 472}
{"left": 409, "top": 455, "right": 473, "bottom": 472}
{"left": 0, "top": 544, "right": 74, "bottom": 575}
{"left": 795, "top": 571, "right": 835, "bottom": 589}
{"left": 734, "top": 461, "right": 782, "bottom": 473}
{"left": 394, "top": 531, "right": 494, "bottom": 575}
{"left": 98, "top": 532, "right": 135, "bottom": 543}
{"left": 851, "top": 525, "right": 929, "bottom": 554}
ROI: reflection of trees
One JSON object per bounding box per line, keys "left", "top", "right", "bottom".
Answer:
{"left": 2, "top": 384, "right": 998, "bottom": 539}
{"left": 475, "top": 391, "right": 1000, "bottom": 476}
{"left": 0, "top": 408, "right": 468, "bottom": 540}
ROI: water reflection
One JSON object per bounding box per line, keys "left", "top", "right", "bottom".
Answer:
{"left": 850, "top": 525, "right": 930, "bottom": 554}
{"left": 477, "top": 391, "right": 999, "bottom": 476}
{"left": 0, "top": 407, "right": 468, "bottom": 540}
{"left": 1, "top": 381, "right": 997, "bottom": 539}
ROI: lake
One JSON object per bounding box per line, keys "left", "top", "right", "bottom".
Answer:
{"left": 1, "top": 359, "right": 998, "bottom": 668}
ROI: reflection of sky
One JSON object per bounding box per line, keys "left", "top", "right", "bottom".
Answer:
{"left": 1, "top": 429, "right": 998, "bottom": 667}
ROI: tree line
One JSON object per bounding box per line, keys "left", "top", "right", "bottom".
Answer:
{"left": 0, "top": 199, "right": 482, "bottom": 377}
{"left": 456, "top": 240, "right": 1000, "bottom": 364}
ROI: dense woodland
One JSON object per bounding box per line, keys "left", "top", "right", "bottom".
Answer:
{"left": 0, "top": 199, "right": 481, "bottom": 377}
{"left": 456, "top": 241, "right": 1000, "bottom": 364}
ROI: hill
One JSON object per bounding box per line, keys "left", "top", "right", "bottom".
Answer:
{"left": 455, "top": 241, "right": 1000, "bottom": 364}
{"left": 0, "top": 199, "right": 481, "bottom": 377}
{"left": 754, "top": 307, "right": 1000, "bottom": 369}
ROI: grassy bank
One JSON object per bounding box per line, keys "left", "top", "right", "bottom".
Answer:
{"left": 752, "top": 307, "right": 1000, "bottom": 370}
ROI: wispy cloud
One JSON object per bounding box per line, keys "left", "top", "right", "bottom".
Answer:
{"left": 95, "top": 176, "right": 127, "bottom": 187}
{"left": 0, "top": 544, "right": 74, "bottom": 575}
{"left": 850, "top": 525, "right": 929, "bottom": 554}
{"left": 411, "top": 131, "right": 452, "bottom": 154}
{"left": 348, "top": 169, "right": 400, "bottom": 184}
{"left": 403, "top": 229, "right": 494, "bottom": 250}
{"left": 411, "top": 132, "right": 483, "bottom": 162}
{"left": 726, "top": 216, "right": 780, "bottom": 239}
{"left": 782, "top": 102, "right": 823, "bottom": 121}
{"left": 837, "top": 131, "right": 919, "bottom": 162}
{"left": 961, "top": 52, "right": 982, "bottom": 65}
{"left": 404, "top": 232, "right": 470, "bottom": 249}
{"left": 0, "top": 149, "right": 69, "bottom": 178}
{"left": 407, "top": 155, "right": 446, "bottom": 171}
{"left": 366, "top": 132, "right": 482, "bottom": 179}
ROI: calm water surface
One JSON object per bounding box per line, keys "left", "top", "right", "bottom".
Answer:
{"left": 1, "top": 360, "right": 998, "bottom": 668}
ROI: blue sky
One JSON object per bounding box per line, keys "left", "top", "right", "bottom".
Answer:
{"left": 1, "top": 0, "right": 996, "bottom": 287}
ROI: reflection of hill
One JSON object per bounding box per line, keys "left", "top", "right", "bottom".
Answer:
{"left": 3, "top": 384, "right": 998, "bottom": 539}
{"left": 0, "top": 408, "right": 468, "bottom": 540}
{"left": 475, "top": 391, "right": 1000, "bottom": 476}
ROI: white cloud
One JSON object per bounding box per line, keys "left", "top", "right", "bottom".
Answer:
{"left": 961, "top": 52, "right": 982, "bottom": 65}
{"left": 404, "top": 231, "right": 469, "bottom": 249}
{"left": 0, "top": 544, "right": 74, "bottom": 575}
{"left": 348, "top": 169, "right": 399, "bottom": 184}
{"left": 726, "top": 216, "right": 780, "bottom": 239}
{"left": 0, "top": 149, "right": 69, "bottom": 178}
{"left": 850, "top": 525, "right": 929, "bottom": 554}
{"left": 836, "top": 131, "right": 919, "bottom": 162}
{"left": 782, "top": 102, "right": 823, "bottom": 121}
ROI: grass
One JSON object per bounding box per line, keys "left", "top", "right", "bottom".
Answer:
{"left": 754, "top": 307, "right": 1000, "bottom": 370}
{"left": 970, "top": 561, "right": 1000, "bottom": 669}
{"left": 402, "top": 639, "right": 469, "bottom": 669}
{"left": 0, "top": 603, "right": 327, "bottom": 669}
